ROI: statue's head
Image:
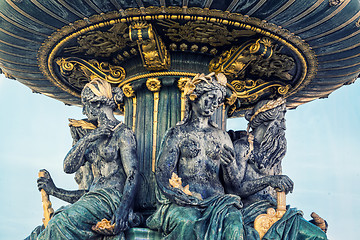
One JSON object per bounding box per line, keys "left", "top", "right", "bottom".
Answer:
{"left": 245, "top": 98, "right": 287, "bottom": 173}
{"left": 81, "top": 78, "right": 124, "bottom": 120}
{"left": 245, "top": 98, "right": 286, "bottom": 132}
{"left": 180, "top": 73, "right": 227, "bottom": 122}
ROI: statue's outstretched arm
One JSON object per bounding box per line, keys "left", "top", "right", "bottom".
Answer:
{"left": 111, "top": 128, "right": 139, "bottom": 234}
{"left": 37, "top": 169, "right": 88, "bottom": 204}
{"left": 236, "top": 175, "right": 294, "bottom": 198}
{"left": 155, "top": 129, "right": 200, "bottom": 206}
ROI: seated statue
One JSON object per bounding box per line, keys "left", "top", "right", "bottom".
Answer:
{"left": 147, "top": 73, "right": 327, "bottom": 240}
{"left": 36, "top": 78, "right": 140, "bottom": 239}
{"left": 26, "top": 120, "right": 96, "bottom": 240}
{"left": 229, "top": 98, "right": 288, "bottom": 206}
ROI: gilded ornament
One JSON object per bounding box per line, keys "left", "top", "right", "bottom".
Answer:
{"left": 169, "top": 172, "right": 203, "bottom": 200}
{"left": 130, "top": 48, "right": 138, "bottom": 55}
{"left": 118, "top": 71, "right": 197, "bottom": 88}
{"left": 190, "top": 44, "right": 199, "bottom": 52}
{"left": 56, "top": 57, "right": 126, "bottom": 87}
{"left": 38, "top": 170, "right": 54, "bottom": 228}
{"left": 209, "top": 38, "right": 279, "bottom": 80}
{"left": 123, "top": 51, "right": 130, "bottom": 58}
{"left": 209, "top": 42, "right": 257, "bottom": 79}
{"left": 68, "top": 119, "right": 97, "bottom": 130}
{"left": 200, "top": 46, "right": 209, "bottom": 53}
{"left": 231, "top": 80, "right": 246, "bottom": 92}
{"left": 38, "top": 6, "right": 316, "bottom": 103}
{"left": 278, "top": 85, "right": 291, "bottom": 95}
{"left": 229, "top": 79, "right": 289, "bottom": 106}
{"left": 146, "top": 77, "right": 161, "bottom": 92}
{"left": 157, "top": 19, "right": 256, "bottom": 47}
{"left": 169, "top": 43, "right": 177, "bottom": 51}
{"left": 254, "top": 191, "right": 286, "bottom": 239}
{"left": 310, "top": 212, "right": 328, "bottom": 233}
{"left": 226, "top": 92, "right": 237, "bottom": 106}
{"left": 129, "top": 22, "right": 170, "bottom": 71}
{"left": 209, "top": 48, "right": 218, "bottom": 55}
{"left": 122, "top": 84, "right": 135, "bottom": 98}
{"left": 92, "top": 219, "right": 115, "bottom": 234}
{"left": 356, "top": 18, "right": 360, "bottom": 27}
{"left": 177, "top": 77, "right": 191, "bottom": 91}
{"left": 250, "top": 38, "right": 273, "bottom": 59}
{"left": 73, "top": 23, "right": 135, "bottom": 57}
{"left": 179, "top": 43, "right": 188, "bottom": 51}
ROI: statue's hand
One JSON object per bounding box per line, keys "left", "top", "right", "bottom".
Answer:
{"left": 37, "top": 169, "right": 57, "bottom": 195}
{"left": 111, "top": 206, "right": 130, "bottom": 234}
{"left": 172, "top": 188, "right": 201, "bottom": 206}
{"left": 267, "top": 175, "right": 294, "bottom": 194}
{"left": 220, "top": 145, "right": 235, "bottom": 166}
{"left": 86, "top": 125, "right": 112, "bottom": 142}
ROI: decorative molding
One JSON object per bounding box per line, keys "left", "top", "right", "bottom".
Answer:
{"left": 177, "top": 77, "right": 191, "bottom": 120}
{"left": 37, "top": 6, "right": 317, "bottom": 109}
{"left": 56, "top": 57, "right": 126, "bottom": 89}
{"left": 132, "top": 97, "right": 137, "bottom": 132}
{"left": 146, "top": 78, "right": 161, "bottom": 172}
{"left": 122, "top": 83, "right": 137, "bottom": 132}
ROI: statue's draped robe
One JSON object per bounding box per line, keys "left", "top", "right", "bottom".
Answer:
{"left": 36, "top": 188, "right": 124, "bottom": 240}
{"left": 147, "top": 189, "right": 327, "bottom": 240}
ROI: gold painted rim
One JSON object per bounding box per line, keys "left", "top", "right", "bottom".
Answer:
{"left": 38, "top": 6, "right": 317, "bottom": 103}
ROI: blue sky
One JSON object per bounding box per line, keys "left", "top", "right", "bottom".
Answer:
{"left": 0, "top": 75, "right": 359, "bottom": 239}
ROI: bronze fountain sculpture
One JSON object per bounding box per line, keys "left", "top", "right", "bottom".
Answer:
{"left": 1, "top": 0, "right": 359, "bottom": 239}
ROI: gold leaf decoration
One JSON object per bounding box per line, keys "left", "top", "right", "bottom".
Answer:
{"left": 146, "top": 78, "right": 161, "bottom": 92}
{"left": 122, "top": 84, "right": 135, "bottom": 98}
{"left": 68, "top": 119, "right": 97, "bottom": 130}
{"left": 169, "top": 172, "right": 203, "bottom": 200}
